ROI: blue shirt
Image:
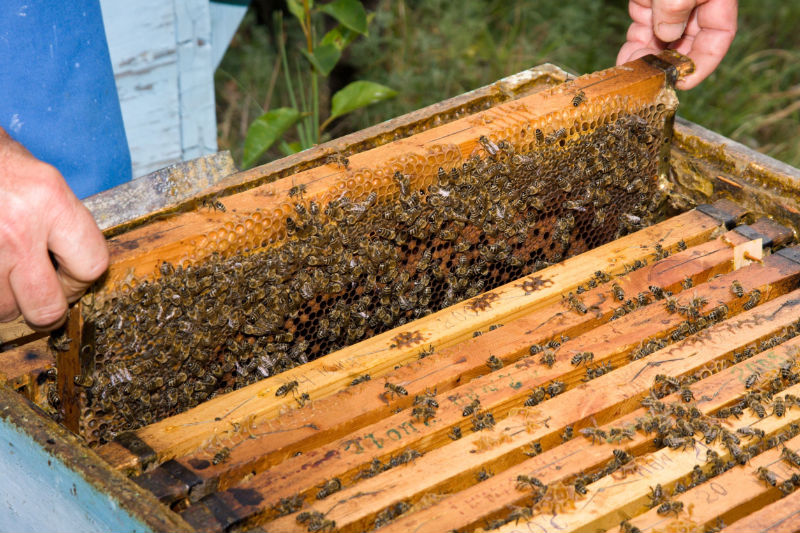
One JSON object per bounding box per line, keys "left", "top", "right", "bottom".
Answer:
{"left": 0, "top": 1, "right": 132, "bottom": 199}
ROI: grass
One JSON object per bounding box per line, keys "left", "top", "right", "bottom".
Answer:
{"left": 216, "top": 0, "right": 800, "bottom": 167}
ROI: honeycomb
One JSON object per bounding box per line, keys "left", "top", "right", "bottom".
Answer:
{"left": 71, "top": 93, "right": 675, "bottom": 446}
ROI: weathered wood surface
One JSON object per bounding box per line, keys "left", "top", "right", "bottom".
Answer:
{"left": 134, "top": 219, "right": 788, "bottom": 505}
{"left": 260, "top": 331, "right": 800, "bottom": 533}
{"left": 0, "top": 339, "right": 53, "bottom": 401}
{"left": 670, "top": 116, "right": 800, "bottom": 231}
{"left": 386, "top": 332, "right": 800, "bottom": 533}
{"left": 605, "top": 434, "right": 800, "bottom": 533}
{"left": 485, "top": 384, "right": 800, "bottom": 533}
{"left": 718, "top": 488, "right": 800, "bottom": 533}
{"left": 97, "top": 204, "right": 723, "bottom": 473}
{"left": 177, "top": 249, "right": 800, "bottom": 531}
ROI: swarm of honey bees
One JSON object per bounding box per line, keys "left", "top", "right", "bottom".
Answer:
{"left": 71, "top": 108, "right": 668, "bottom": 445}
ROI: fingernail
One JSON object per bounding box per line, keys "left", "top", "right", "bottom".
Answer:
{"left": 656, "top": 21, "right": 687, "bottom": 42}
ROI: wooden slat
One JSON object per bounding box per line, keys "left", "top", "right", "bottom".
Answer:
{"left": 605, "top": 435, "right": 800, "bottom": 533}
{"left": 487, "top": 384, "right": 800, "bottom": 533}
{"left": 57, "top": 306, "right": 83, "bottom": 432}
{"left": 180, "top": 255, "right": 800, "bottom": 531}
{"left": 718, "top": 490, "right": 800, "bottom": 533}
{"left": 0, "top": 316, "right": 38, "bottom": 345}
{"left": 385, "top": 333, "right": 800, "bottom": 533}
{"left": 97, "top": 205, "right": 725, "bottom": 473}
{"left": 264, "top": 337, "right": 800, "bottom": 533}
{"left": 143, "top": 225, "right": 761, "bottom": 503}
{"left": 0, "top": 339, "right": 53, "bottom": 391}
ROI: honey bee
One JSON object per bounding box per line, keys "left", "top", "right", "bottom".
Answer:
{"left": 648, "top": 484, "right": 666, "bottom": 508}
{"left": 580, "top": 426, "right": 608, "bottom": 444}
{"left": 475, "top": 468, "right": 494, "bottom": 482}
{"left": 471, "top": 410, "right": 496, "bottom": 431}
{"left": 731, "top": 280, "right": 744, "bottom": 297}
{"left": 756, "top": 466, "right": 778, "bottom": 487}
{"left": 448, "top": 426, "right": 462, "bottom": 440}
{"left": 316, "top": 478, "right": 342, "bottom": 500}
{"left": 611, "top": 282, "right": 625, "bottom": 301}
{"left": 212, "top": 447, "right": 231, "bottom": 465}
{"left": 296, "top": 392, "right": 311, "bottom": 407}
{"left": 677, "top": 240, "right": 687, "bottom": 251}
{"left": 48, "top": 330, "right": 72, "bottom": 352}
{"left": 350, "top": 374, "right": 371, "bottom": 386}
{"left": 540, "top": 349, "right": 556, "bottom": 368}
{"left": 743, "top": 289, "right": 762, "bottom": 310}
{"left": 745, "top": 372, "right": 760, "bottom": 389}
{"left": 201, "top": 198, "right": 226, "bottom": 212}
{"left": 478, "top": 135, "right": 499, "bottom": 156}
{"left": 564, "top": 291, "right": 587, "bottom": 314}
{"left": 571, "top": 90, "right": 586, "bottom": 107}
{"left": 523, "top": 442, "right": 542, "bottom": 457}
{"left": 657, "top": 500, "right": 684, "bottom": 516}
{"left": 275, "top": 380, "right": 299, "bottom": 397}
{"left": 620, "top": 519, "right": 642, "bottom": 533}
{"left": 781, "top": 446, "right": 800, "bottom": 467}
{"left": 547, "top": 380, "right": 566, "bottom": 397}
{"left": 546, "top": 128, "right": 567, "bottom": 145}
{"left": 571, "top": 351, "right": 594, "bottom": 366}
{"left": 682, "top": 277, "right": 693, "bottom": 289}
{"left": 385, "top": 382, "right": 408, "bottom": 398}
{"left": 773, "top": 396, "right": 786, "bottom": 417}
{"left": 288, "top": 184, "right": 306, "bottom": 198}
{"left": 561, "top": 425, "right": 574, "bottom": 442}
{"left": 535, "top": 128, "right": 544, "bottom": 144}
{"left": 680, "top": 387, "right": 694, "bottom": 402}
{"left": 516, "top": 474, "right": 546, "bottom": 492}
{"left": 525, "top": 387, "right": 547, "bottom": 407}
{"left": 73, "top": 374, "right": 94, "bottom": 388}
{"left": 506, "top": 505, "right": 533, "bottom": 525}
{"left": 326, "top": 152, "right": 350, "bottom": 169}
{"left": 529, "top": 344, "right": 542, "bottom": 355}
{"left": 462, "top": 398, "right": 481, "bottom": 417}
{"left": 486, "top": 355, "right": 503, "bottom": 371}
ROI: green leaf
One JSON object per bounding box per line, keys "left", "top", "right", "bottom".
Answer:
{"left": 243, "top": 107, "right": 301, "bottom": 168}
{"left": 320, "top": 14, "right": 374, "bottom": 50}
{"left": 300, "top": 44, "right": 341, "bottom": 76}
{"left": 286, "top": 0, "right": 307, "bottom": 27}
{"left": 320, "top": 0, "right": 367, "bottom": 35}
{"left": 279, "top": 141, "right": 303, "bottom": 156}
{"left": 329, "top": 81, "right": 397, "bottom": 121}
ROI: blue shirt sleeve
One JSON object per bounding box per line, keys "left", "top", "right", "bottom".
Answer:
{"left": 0, "top": 1, "right": 132, "bottom": 199}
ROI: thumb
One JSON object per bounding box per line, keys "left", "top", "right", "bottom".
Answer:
{"left": 652, "top": 0, "right": 698, "bottom": 42}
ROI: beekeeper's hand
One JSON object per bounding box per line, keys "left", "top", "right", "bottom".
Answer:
{"left": 617, "top": 0, "right": 738, "bottom": 89}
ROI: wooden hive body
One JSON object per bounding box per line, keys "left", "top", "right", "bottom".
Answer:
{"left": 3, "top": 52, "right": 800, "bottom": 532}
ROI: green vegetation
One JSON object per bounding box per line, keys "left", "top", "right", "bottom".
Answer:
{"left": 217, "top": 0, "right": 800, "bottom": 167}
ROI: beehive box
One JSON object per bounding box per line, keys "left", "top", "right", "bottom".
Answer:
{"left": 2, "top": 51, "right": 800, "bottom": 532}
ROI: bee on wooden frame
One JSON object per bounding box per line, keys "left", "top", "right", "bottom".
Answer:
{"left": 572, "top": 90, "right": 586, "bottom": 107}
{"left": 326, "top": 152, "right": 350, "bottom": 169}
{"left": 275, "top": 380, "right": 299, "bottom": 397}
{"left": 289, "top": 184, "right": 306, "bottom": 198}
{"left": 316, "top": 478, "right": 342, "bottom": 499}
{"left": 385, "top": 382, "right": 408, "bottom": 398}
{"left": 212, "top": 447, "right": 231, "bottom": 465}
{"left": 731, "top": 280, "right": 744, "bottom": 297}
{"left": 462, "top": 398, "right": 481, "bottom": 417}
{"left": 486, "top": 355, "right": 504, "bottom": 371}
